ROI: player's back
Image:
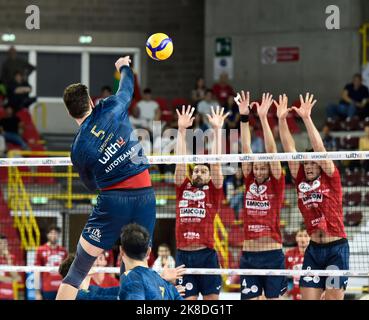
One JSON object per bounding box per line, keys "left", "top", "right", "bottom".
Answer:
{"left": 119, "top": 266, "right": 182, "bottom": 300}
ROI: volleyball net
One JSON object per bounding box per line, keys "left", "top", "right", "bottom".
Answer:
{"left": 0, "top": 150, "right": 369, "bottom": 299}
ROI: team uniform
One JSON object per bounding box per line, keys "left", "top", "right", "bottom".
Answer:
{"left": 70, "top": 65, "right": 156, "bottom": 249}
{"left": 285, "top": 247, "right": 305, "bottom": 300}
{"left": 77, "top": 285, "right": 119, "bottom": 300}
{"left": 240, "top": 172, "right": 287, "bottom": 299}
{"left": 295, "top": 165, "right": 349, "bottom": 290}
{"left": 35, "top": 243, "right": 68, "bottom": 300}
{"left": 118, "top": 266, "right": 183, "bottom": 300}
{"left": 0, "top": 254, "right": 17, "bottom": 300}
{"left": 175, "top": 178, "right": 223, "bottom": 298}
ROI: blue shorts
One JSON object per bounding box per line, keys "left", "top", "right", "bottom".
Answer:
{"left": 300, "top": 238, "right": 350, "bottom": 290}
{"left": 81, "top": 187, "right": 156, "bottom": 250}
{"left": 175, "top": 248, "right": 222, "bottom": 298}
{"left": 41, "top": 291, "right": 57, "bottom": 300}
{"left": 240, "top": 249, "right": 287, "bottom": 299}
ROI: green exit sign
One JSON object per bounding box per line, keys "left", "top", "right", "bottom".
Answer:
{"left": 215, "top": 37, "right": 232, "bottom": 57}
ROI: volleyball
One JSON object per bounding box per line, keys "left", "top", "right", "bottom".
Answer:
{"left": 146, "top": 33, "right": 173, "bottom": 61}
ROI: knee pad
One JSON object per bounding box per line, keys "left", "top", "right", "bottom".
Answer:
{"left": 62, "top": 243, "right": 97, "bottom": 289}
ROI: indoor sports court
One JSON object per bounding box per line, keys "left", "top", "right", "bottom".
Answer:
{"left": 0, "top": 0, "right": 369, "bottom": 302}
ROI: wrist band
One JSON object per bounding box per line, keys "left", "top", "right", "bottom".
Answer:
{"left": 240, "top": 114, "right": 249, "bottom": 123}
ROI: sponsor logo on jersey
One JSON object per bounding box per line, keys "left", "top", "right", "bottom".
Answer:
{"left": 180, "top": 208, "right": 206, "bottom": 218}
{"left": 311, "top": 216, "right": 323, "bottom": 226}
{"left": 86, "top": 227, "right": 102, "bottom": 243}
{"left": 298, "top": 180, "right": 321, "bottom": 193}
{"left": 302, "top": 192, "right": 323, "bottom": 205}
{"left": 183, "top": 232, "right": 200, "bottom": 240}
{"left": 104, "top": 146, "right": 135, "bottom": 173}
{"left": 98, "top": 136, "right": 126, "bottom": 164}
{"left": 247, "top": 225, "right": 271, "bottom": 233}
{"left": 182, "top": 190, "right": 206, "bottom": 201}
{"left": 179, "top": 200, "right": 188, "bottom": 207}
{"left": 245, "top": 199, "right": 271, "bottom": 210}
{"left": 249, "top": 183, "right": 267, "bottom": 196}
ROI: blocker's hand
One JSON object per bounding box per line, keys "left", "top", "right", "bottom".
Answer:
{"left": 161, "top": 264, "right": 186, "bottom": 283}
{"left": 115, "top": 56, "right": 131, "bottom": 72}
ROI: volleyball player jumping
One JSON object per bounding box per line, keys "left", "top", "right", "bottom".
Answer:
{"left": 56, "top": 56, "right": 156, "bottom": 300}
{"left": 276, "top": 93, "right": 349, "bottom": 300}
{"left": 234, "top": 91, "right": 287, "bottom": 300}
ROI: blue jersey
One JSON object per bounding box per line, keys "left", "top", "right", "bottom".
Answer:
{"left": 76, "top": 285, "right": 119, "bottom": 300}
{"left": 119, "top": 266, "right": 183, "bottom": 300}
{"left": 70, "top": 66, "right": 149, "bottom": 191}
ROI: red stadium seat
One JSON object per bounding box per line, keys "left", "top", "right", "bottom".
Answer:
{"left": 344, "top": 116, "right": 360, "bottom": 131}
{"left": 155, "top": 97, "right": 168, "bottom": 110}
{"left": 343, "top": 191, "right": 362, "bottom": 206}
{"left": 342, "top": 136, "right": 359, "bottom": 150}
{"left": 364, "top": 192, "right": 369, "bottom": 206}
{"left": 344, "top": 211, "right": 362, "bottom": 226}
{"left": 171, "top": 98, "right": 189, "bottom": 109}
{"left": 342, "top": 170, "right": 362, "bottom": 187}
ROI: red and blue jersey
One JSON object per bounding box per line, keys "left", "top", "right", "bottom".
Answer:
{"left": 70, "top": 66, "right": 150, "bottom": 191}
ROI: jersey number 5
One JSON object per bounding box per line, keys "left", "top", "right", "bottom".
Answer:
{"left": 90, "top": 125, "right": 105, "bottom": 140}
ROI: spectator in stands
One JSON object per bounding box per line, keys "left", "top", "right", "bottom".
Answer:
{"left": 327, "top": 74, "right": 369, "bottom": 120}
{"left": 224, "top": 95, "right": 240, "bottom": 131}
{"left": 90, "top": 251, "right": 119, "bottom": 288}
{"left": 0, "top": 106, "right": 28, "bottom": 150}
{"left": 129, "top": 106, "right": 148, "bottom": 130}
{"left": 136, "top": 88, "right": 161, "bottom": 131}
{"left": 212, "top": 72, "right": 235, "bottom": 106}
{"left": 0, "top": 234, "right": 21, "bottom": 300}
{"left": 34, "top": 225, "right": 68, "bottom": 300}
{"left": 285, "top": 227, "right": 310, "bottom": 300}
{"left": 152, "top": 243, "right": 176, "bottom": 276}
{"left": 93, "top": 85, "right": 112, "bottom": 105}
{"left": 322, "top": 124, "right": 337, "bottom": 151}
{"left": 0, "top": 46, "right": 35, "bottom": 86}
{"left": 191, "top": 77, "right": 207, "bottom": 106}
{"left": 359, "top": 124, "right": 369, "bottom": 171}
{"left": 197, "top": 89, "right": 219, "bottom": 120}
{"left": 224, "top": 166, "right": 244, "bottom": 221}
{"left": 7, "top": 71, "right": 36, "bottom": 111}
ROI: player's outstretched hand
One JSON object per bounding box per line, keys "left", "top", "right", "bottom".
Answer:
{"left": 115, "top": 56, "right": 131, "bottom": 72}
{"left": 177, "top": 105, "right": 195, "bottom": 130}
{"left": 253, "top": 92, "right": 273, "bottom": 118}
{"left": 234, "top": 90, "right": 251, "bottom": 115}
{"left": 292, "top": 93, "right": 317, "bottom": 120}
{"left": 274, "top": 94, "right": 289, "bottom": 120}
{"left": 207, "top": 105, "right": 230, "bottom": 129}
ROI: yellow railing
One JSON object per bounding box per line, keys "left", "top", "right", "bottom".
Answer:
{"left": 360, "top": 23, "right": 369, "bottom": 65}
{"left": 214, "top": 213, "right": 230, "bottom": 287}
{"left": 12, "top": 282, "right": 24, "bottom": 300}
{"left": 7, "top": 159, "right": 40, "bottom": 250}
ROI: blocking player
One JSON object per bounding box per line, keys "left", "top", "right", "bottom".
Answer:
{"left": 276, "top": 93, "right": 349, "bottom": 300}
{"left": 234, "top": 91, "right": 287, "bottom": 300}
{"left": 174, "top": 105, "right": 228, "bottom": 300}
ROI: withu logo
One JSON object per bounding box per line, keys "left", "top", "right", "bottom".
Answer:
{"left": 98, "top": 137, "right": 126, "bottom": 164}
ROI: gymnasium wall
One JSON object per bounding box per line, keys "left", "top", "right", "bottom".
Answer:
{"left": 205, "top": 0, "right": 365, "bottom": 126}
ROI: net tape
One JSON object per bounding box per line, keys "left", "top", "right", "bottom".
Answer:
{"left": 0, "top": 151, "right": 367, "bottom": 167}
{"left": 0, "top": 266, "right": 368, "bottom": 277}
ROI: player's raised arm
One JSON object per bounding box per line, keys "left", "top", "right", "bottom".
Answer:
{"left": 206, "top": 106, "right": 230, "bottom": 188}
{"left": 255, "top": 93, "right": 282, "bottom": 179}
{"left": 292, "top": 93, "right": 335, "bottom": 176}
{"left": 174, "top": 105, "right": 195, "bottom": 185}
{"left": 234, "top": 90, "right": 252, "bottom": 178}
{"left": 275, "top": 94, "right": 299, "bottom": 179}
{"left": 114, "top": 56, "right": 134, "bottom": 105}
